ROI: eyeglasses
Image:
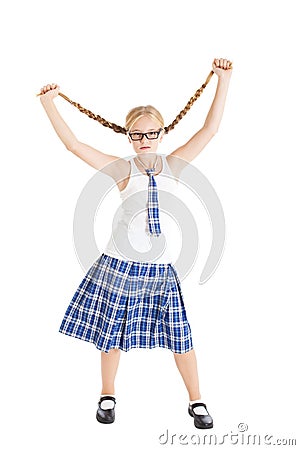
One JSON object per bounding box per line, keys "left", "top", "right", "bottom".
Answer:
{"left": 128, "top": 128, "right": 163, "bottom": 141}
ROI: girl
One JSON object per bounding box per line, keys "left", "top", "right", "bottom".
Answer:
{"left": 39, "top": 57, "right": 232, "bottom": 428}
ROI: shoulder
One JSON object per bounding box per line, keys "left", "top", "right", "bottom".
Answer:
{"left": 102, "top": 156, "right": 131, "bottom": 175}
{"left": 166, "top": 154, "right": 188, "bottom": 179}
{"left": 101, "top": 156, "right": 131, "bottom": 184}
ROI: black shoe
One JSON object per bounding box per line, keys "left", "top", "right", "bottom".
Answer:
{"left": 188, "top": 402, "right": 213, "bottom": 429}
{"left": 96, "top": 396, "right": 116, "bottom": 424}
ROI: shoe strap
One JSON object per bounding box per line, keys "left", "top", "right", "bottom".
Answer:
{"left": 99, "top": 395, "right": 116, "bottom": 404}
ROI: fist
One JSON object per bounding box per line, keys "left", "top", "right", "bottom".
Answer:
{"left": 39, "top": 83, "right": 60, "bottom": 101}
{"left": 212, "top": 58, "right": 233, "bottom": 78}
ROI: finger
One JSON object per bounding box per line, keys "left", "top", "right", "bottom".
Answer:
{"left": 214, "top": 58, "right": 220, "bottom": 67}
{"left": 220, "top": 58, "right": 224, "bottom": 68}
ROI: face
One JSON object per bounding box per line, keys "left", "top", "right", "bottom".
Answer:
{"left": 127, "top": 116, "right": 164, "bottom": 154}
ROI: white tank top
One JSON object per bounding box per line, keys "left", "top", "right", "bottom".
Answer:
{"left": 103, "top": 153, "right": 180, "bottom": 263}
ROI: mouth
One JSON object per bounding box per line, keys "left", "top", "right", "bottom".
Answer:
{"left": 139, "top": 146, "right": 151, "bottom": 150}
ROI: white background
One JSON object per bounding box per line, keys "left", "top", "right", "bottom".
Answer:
{"left": 1, "top": 0, "right": 299, "bottom": 449}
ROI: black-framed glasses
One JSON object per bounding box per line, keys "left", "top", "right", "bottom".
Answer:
{"left": 128, "top": 128, "right": 163, "bottom": 141}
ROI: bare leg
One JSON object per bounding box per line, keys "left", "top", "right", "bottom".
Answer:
{"left": 173, "top": 349, "right": 201, "bottom": 401}
{"left": 101, "top": 348, "right": 121, "bottom": 395}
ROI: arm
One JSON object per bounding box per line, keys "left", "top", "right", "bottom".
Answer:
{"left": 169, "top": 58, "right": 233, "bottom": 164}
{"left": 39, "top": 84, "right": 125, "bottom": 175}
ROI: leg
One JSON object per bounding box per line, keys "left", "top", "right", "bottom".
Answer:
{"left": 174, "top": 349, "right": 213, "bottom": 428}
{"left": 101, "top": 348, "right": 121, "bottom": 395}
{"left": 173, "top": 349, "right": 201, "bottom": 401}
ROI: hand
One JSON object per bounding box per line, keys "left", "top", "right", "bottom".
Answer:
{"left": 212, "top": 58, "right": 233, "bottom": 80}
{"left": 39, "top": 83, "right": 60, "bottom": 101}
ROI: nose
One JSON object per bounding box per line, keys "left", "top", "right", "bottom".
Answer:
{"left": 140, "top": 134, "right": 149, "bottom": 143}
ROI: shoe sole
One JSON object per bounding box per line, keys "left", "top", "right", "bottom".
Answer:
{"left": 188, "top": 408, "right": 213, "bottom": 429}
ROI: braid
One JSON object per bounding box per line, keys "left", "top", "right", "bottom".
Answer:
{"left": 58, "top": 92, "right": 127, "bottom": 134}
{"left": 164, "top": 70, "right": 214, "bottom": 134}
{"left": 37, "top": 69, "right": 216, "bottom": 135}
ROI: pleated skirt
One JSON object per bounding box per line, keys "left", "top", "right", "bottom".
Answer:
{"left": 59, "top": 253, "right": 193, "bottom": 353}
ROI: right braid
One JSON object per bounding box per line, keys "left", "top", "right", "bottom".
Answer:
{"left": 57, "top": 92, "right": 127, "bottom": 134}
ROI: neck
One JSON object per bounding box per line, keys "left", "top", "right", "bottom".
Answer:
{"left": 136, "top": 152, "right": 158, "bottom": 169}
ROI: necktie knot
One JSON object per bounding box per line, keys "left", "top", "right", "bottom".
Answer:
{"left": 145, "top": 168, "right": 155, "bottom": 175}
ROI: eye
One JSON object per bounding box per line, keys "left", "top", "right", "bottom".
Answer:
{"left": 130, "top": 132, "right": 143, "bottom": 140}
{"left": 147, "top": 132, "right": 157, "bottom": 138}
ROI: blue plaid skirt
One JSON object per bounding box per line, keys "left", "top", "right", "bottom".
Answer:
{"left": 59, "top": 253, "right": 193, "bottom": 353}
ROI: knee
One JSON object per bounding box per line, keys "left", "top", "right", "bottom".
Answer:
{"left": 108, "top": 348, "right": 120, "bottom": 355}
{"left": 173, "top": 349, "right": 195, "bottom": 359}
{"left": 101, "top": 348, "right": 120, "bottom": 357}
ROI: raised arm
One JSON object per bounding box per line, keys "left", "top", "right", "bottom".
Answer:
{"left": 169, "top": 58, "right": 233, "bottom": 164}
{"left": 38, "top": 84, "right": 128, "bottom": 182}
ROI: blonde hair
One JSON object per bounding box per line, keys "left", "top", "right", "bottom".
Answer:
{"left": 53, "top": 70, "right": 214, "bottom": 135}
{"left": 125, "top": 105, "right": 164, "bottom": 132}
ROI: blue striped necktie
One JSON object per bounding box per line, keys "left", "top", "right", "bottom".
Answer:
{"left": 145, "top": 167, "right": 161, "bottom": 237}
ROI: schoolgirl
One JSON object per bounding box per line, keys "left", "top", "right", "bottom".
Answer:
{"left": 39, "top": 57, "right": 232, "bottom": 428}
